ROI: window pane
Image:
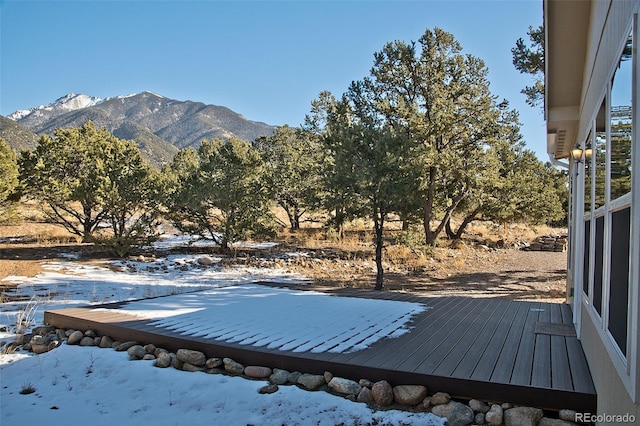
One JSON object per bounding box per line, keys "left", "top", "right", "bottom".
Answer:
{"left": 593, "top": 216, "right": 604, "bottom": 315}
{"left": 610, "top": 31, "right": 633, "bottom": 201}
{"left": 609, "top": 207, "right": 630, "bottom": 356}
{"left": 584, "top": 132, "right": 592, "bottom": 213}
{"left": 582, "top": 220, "right": 590, "bottom": 297}
{"left": 594, "top": 102, "right": 606, "bottom": 210}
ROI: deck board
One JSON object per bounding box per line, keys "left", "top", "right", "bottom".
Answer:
{"left": 44, "top": 289, "right": 597, "bottom": 412}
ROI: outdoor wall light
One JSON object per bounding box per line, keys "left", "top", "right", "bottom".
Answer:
{"left": 570, "top": 146, "right": 593, "bottom": 163}
{"left": 571, "top": 148, "right": 585, "bottom": 163}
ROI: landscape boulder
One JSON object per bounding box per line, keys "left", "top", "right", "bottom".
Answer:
{"left": 356, "top": 387, "right": 373, "bottom": 404}
{"left": 392, "top": 385, "right": 428, "bottom": 405}
{"left": 269, "top": 369, "right": 290, "bottom": 385}
{"left": 66, "top": 330, "right": 84, "bottom": 345}
{"left": 504, "top": 406, "right": 543, "bottom": 426}
{"left": 430, "top": 401, "right": 474, "bottom": 426}
{"left": 328, "top": 377, "right": 361, "bottom": 396}
{"left": 177, "top": 349, "right": 206, "bottom": 366}
{"left": 297, "top": 373, "right": 326, "bottom": 390}
{"left": 155, "top": 351, "right": 172, "bottom": 368}
{"left": 485, "top": 404, "right": 503, "bottom": 426}
{"left": 244, "top": 366, "right": 272, "bottom": 379}
{"left": 127, "top": 345, "right": 146, "bottom": 360}
{"left": 430, "top": 391, "right": 450, "bottom": 405}
{"left": 223, "top": 358, "right": 244, "bottom": 375}
{"left": 371, "top": 380, "right": 394, "bottom": 407}
{"left": 99, "top": 336, "right": 114, "bottom": 348}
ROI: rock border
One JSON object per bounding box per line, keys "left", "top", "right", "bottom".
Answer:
{"left": 6, "top": 327, "right": 584, "bottom": 426}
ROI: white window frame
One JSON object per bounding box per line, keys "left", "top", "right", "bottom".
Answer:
{"left": 578, "top": 14, "right": 639, "bottom": 401}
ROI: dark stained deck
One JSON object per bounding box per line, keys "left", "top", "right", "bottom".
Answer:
{"left": 44, "top": 287, "right": 596, "bottom": 412}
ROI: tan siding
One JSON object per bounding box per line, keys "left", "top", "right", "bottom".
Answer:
{"left": 580, "top": 304, "right": 640, "bottom": 421}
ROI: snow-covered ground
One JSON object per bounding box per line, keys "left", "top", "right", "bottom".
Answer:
{"left": 0, "top": 237, "right": 444, "bottom": 425}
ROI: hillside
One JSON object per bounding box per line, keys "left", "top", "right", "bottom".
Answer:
{"left": 7, "top": 92, "right": 276, "bottom": 166}
{"left": 0, "top": 115, "right": 39, "bottom": 152}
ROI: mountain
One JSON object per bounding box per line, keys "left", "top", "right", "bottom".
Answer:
{"left": 9, "top": 93, "right": 103, "bottom": 126}
{"left": 0, "top": 115, "right": 39, "bottom": 152}
{"left": 7, "top": 91, "right": 276, "bottom": 166}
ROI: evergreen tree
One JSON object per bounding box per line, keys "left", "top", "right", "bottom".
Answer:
{"left": 254, "top": 126, "right": 323, "bottom": 230}
{"left": 0, "top": 138, "right": 19, "bottom": 222}
{"left": 512, "top": 25, "right": 545, "bottom": 107}
{"left": 19, "top": 122, "right": 159, "bottom": 251}
{"left": 167, "top": 138, "right": 275, "bottom": 250}
{"left": 359, "top": 27, "right": 504, "bottom": 246}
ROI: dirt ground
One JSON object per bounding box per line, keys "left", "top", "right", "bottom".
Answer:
{"left": 280, "top": 245, "right": 567, "bottom": 303}
{"left": 0, "top": 221, "right": 568, "bottom": 303}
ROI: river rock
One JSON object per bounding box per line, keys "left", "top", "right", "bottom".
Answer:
{"left": 504, "top": 406, "right": 543, "bottom": 426}
{"left": 287, "top": 371, "right": 302, "bottom": 385}
{"left": 115, "top": 341, "right": 139, "bottom": 352}
{"left": 171, "top": 354, "right": 184, "bottom": 370}
{"left": 259, "top": 384, "right": 279, "bottom": 394}
{"left": 182, "top": 362, "right": 206, "bottom": 372}
{"left": 244, "top": 366, "right": 272, "bottom": 379}
{"left": 485, "top": 404, "right": 503, "bottom": 426}
{"left": 33, "top": 326, "right": 55, "bottom": 336}
{"left": 127, "top": 345, "right": 146, "bottom": 360}
{"left": 430, "top": 401, "right": 475, "bottom": 426}
{"left": 297, "top": 373, "right": 326, "bottom": 390}
{"left": 177, "top": 349, "right": 206, "bottom": 366}
{"left": 206, "top": 357, "right": 223, "bottom": 369}
{"left": 559, "top": 409, "right": 577, "bottom": 422}
{"left": 469, "top": 399, "right": 490, "bottom": 413}
{"left": 67, "top": 330, "right": 84, "bottom": 345}
{"left": 99, "top": 336, "right": 114, "bottom": 348}
{"left": 328, "top": 377, "right": 361, "bottom": 395}
{"left": 359, "top": 379, "right": 373, "bottom": 389}
{"left": 371, "top": 380, "right": 394, "bottom": 407}
{"left": 287, "top": 371, "right": 302, "bottom": 384}
{"left": 79, "top": 336, "right": 95, "bottom": 346}
{"left": 357, "top": 387, "right": 373, "bottom": 403}
{"left": 223, "top": 358, "right": 244, "bottom": 375}
{"left": 430, "top": 391, "right": 450, "bottom": 405}
{"left": 270, "top": 369, "right": 290, "bottom": 385}
{"left": 155, "top": 351, "right": 172, "bottom": 368}
{"left": 393, "top": 385, "right": 428, "bottom": 405}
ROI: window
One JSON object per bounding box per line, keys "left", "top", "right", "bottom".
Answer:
{"left": 610, "top": 32, "right": 633, "bottom": 202}
{"left": 581, "top": 27, "right": 634, "bottom": 361}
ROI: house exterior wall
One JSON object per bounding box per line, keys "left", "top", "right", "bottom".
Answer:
{"left": 546, "top": 0, "right": 640, "bottom": 422}
{"left": 580, "top": 303, "right": 640, "bottom": 420}
{"left": 577, "top": 1, "right": 636, "bottom": 145}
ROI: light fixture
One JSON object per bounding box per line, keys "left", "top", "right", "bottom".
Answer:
{"left": 571, "top": 148, "right": 585, "bottom": 163}
{"left": 570, "top": 145, "right": 592, "bottom": 163}
{"left": 584, "top": 147, "right": 593, "bottom": 160}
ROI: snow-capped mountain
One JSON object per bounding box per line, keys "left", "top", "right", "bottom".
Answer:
{"left": 8, "top": 93, "right": 104, "bottom": 123}
{"left": 3, "top": 91, "right": 276, "bottom": 167}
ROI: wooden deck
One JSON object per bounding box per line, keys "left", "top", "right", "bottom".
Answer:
{"left": 44, "top": 286, "right": 596, "bottom": 412}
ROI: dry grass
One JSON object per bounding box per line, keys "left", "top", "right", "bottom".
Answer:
{"left": 0, "top": 203, "right": 569, "bottom": 302}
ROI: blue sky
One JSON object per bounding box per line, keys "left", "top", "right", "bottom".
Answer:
{"left": 0, "top": 0, "right": 546, "bottom": 158}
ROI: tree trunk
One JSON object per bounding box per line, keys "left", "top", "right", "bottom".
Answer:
{"left": 446, "top": 206, "right": 481, "bottom": 240}
{"left": 445, "top": 218, "right": 456, "bottom": 239}
{"left": 374, "top": 208, "right": 385, "bottom": 291}
{"left": 335, "top": 206, "right": 345, "bottom": 240}
{"left": 422, "top": 167, "right": 437, "bottom": 246}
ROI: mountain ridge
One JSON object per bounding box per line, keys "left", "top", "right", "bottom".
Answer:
{"left": 4, "top": 91, "right": 276, "bottom": 166}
